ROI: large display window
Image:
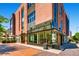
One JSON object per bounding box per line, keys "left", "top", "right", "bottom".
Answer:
{"left": 28, "top": 30, "right": 52, "bottom": 46}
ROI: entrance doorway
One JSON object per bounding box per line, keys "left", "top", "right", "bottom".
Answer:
{"left": 60, "top": 34, "right": 64, "bottom": 45}
{"left": 34, "top": 34, "right": 37, "bottom": 43}
{"left": 28, "top": 33, "right": 37, "bottom": 44}
{"left": 21, "top": 33, "right": 26, "bottom": 43}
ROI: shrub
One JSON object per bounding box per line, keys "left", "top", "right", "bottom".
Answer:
{"left": 9, "top": 38, "right": 16, "bottom": 43}
{"left": 2, "top": 39, "right": 7, "bottom": 43}
{"left": 1, "top": 37, "right": 16, "bottom": 43}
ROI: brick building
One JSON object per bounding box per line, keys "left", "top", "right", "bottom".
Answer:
{"left": 12, "top": 3, "right": 69, "bottom": 49}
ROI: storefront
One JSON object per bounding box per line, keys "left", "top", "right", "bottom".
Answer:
{"left": 27, "top": 21, "right": 64, "bottom": 49}
{"left": 28, "top": 30, "right": 52, "bottom": 46}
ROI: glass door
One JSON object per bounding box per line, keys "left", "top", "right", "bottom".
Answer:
{"left": 38, "top": 32, "right": 46, "bottom": 45}
{"left": 34, "top": 33, "right": 37, "bottom": 43}
{"left": 29, "top": 34, "right": 34, "bottom": 43}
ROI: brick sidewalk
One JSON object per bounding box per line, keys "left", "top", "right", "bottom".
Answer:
{"left": 0, "top": 43, "right": 42, "bottom": 56}
{"left": 9, "top": 48, "right": 42, "bottom": 56}
{"left": 1, "top": 43, "right": 79, "bottom": 56}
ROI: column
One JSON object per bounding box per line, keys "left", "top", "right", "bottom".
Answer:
{"left": 37, "top": 33, "right": 39, "bottom": 44}
{"left": 57, "top": 32, "right": 61, "bottom": 49}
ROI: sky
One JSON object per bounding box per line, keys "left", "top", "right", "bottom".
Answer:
{"left": 0, "top": 3, "right": 79, "bottom": 36}
{"left": 64, "top": 3, "right": 79, "bottom": 35}
{"left": 0, "top": 3, "right": 21, "bottom": 29}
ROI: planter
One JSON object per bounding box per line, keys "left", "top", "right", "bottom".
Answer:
{"left": 50, "top": 43, "right": 58, "bottom": 49}
{"left": 43, "top": 43, "right": 48, "bottom": 50}
{"left": 2, "top": 40, "right": 6, "bottom": 43}
{"left": 59, "top": 45, "right": 65, "bottom": 51}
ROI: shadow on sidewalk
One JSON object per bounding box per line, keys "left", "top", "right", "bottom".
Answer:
{"left": 62, "top": 43, "right": 78, "bottom": 49}
{"left": 0, "top": 44, "right": 18, "bottom": 54}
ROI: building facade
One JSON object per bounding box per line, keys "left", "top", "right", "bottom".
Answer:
{"left": 12, "top": 3, "right": 69, "bottom": 49}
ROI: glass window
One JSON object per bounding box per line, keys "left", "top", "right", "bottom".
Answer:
{"left": 60, "top": 6, "right": 62, "bottom": 16}
{"left": 27, "top": 3, "right": 33, "bottom": 9}
{"left": 59, "top": 20, "right": 63, "bottom": 32}
{"left": 54, "top": 3, "right": 58, "bottom": 18}
{"left": 29, "top": 34, "right": 34, "bottom": 42}
{"left": 21, "top": 8, "right": 24, "bottom": 32}
{"left": 22, "top": 8, "right": 24, "bottom": 18}
{"left": 52, "top": 19, "right": 54, "bottom": 28}
{"left": 52, "top": 3, "right": 58, "bottom": 29}
{"left": 28, "top": 11, "right": 35, "bottom": 23}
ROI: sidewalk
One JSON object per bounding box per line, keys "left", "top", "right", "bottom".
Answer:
{"left": 0, "top": 43, "right": 79, "bottom": 56}
{"left": 0, "top": 43, "right": 42, "bottom": 56}
{"left": 16, "top": 43, "right": 61, "bottom": 54}
{"left": 9, "top": 47, "right": 41, "bottom": 56}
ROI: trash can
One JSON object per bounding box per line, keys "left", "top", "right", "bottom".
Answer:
{"left": 43, "top": 43, "right": 48, "bottom": 49}
{"left": 50, "top": 43, "right": 58, "bottom": 49}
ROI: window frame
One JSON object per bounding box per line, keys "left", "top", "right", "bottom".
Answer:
{"left": 28, "top": 11, "right": 35, "bottom": 23}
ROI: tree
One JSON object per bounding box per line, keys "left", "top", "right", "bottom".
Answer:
{"left": 75, "top": 32, "right": 79, "bottom": 40}
{"left": 72, "top": 32, "right": 79, "bottom": 42}
{"left": 72, "top": 36, "right": 77, "bottom": 41}
{"left": 0, "top": 15, "right": 9, "bottom": 36}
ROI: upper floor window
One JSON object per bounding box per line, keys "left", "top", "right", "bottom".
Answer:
{"left": 52, "top": 20, "right": 54, "bottom": 28}
{"left": 52, "top": 18, "right": 58, "bottom": 29}
{"left": 28, "top": 11, "right": 35, "bottom": 23}
{"left": 21, "top": 8, "right": 24, "bottom": 32}
{"left": 59, "top": 20, "right": 63, "bottom": 32}
{"left": 52, "top": 3, "right": 58, "bottom": 29}
{"left": 54, "top": 3, "right": 58, "bottom": 18}
{"left": 27, "top": 3, "right": 33, "bottom": 9}
{"left": 22, "top": 8, "right": 24, "bottom": 18}
{"left": 60, "top": 6, "right": 63, "bottom": 16}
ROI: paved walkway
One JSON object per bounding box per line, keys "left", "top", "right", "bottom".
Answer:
{"left": 0, "top": 43, "right": 42, "bottom": 56}
{"left": 0, "top": 43, "right": 79, "bottom": 56}
{"left": 35, "top": 48, "right": 79, "bottom": 56}
{"left": 36, "top": 43, "right": 79, "bottom": 56}
{"left": 58, "top": 48, "right": 79, "bottom": 56}
{"left": 16, "top": 43, "right": 61, "bottom": 54}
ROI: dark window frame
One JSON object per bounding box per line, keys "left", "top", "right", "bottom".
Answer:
{"left": 28, "top": 11, "right": 35, "bottom": 23}
{"left": 59, "top": 20, "right": 63, "bottom": 32}
{"left": 60, "top": 6, "right": 63, "bottom": 16}
{"left": 21, "top": 7, "right": 24, "bottom": 32}
{"left": 27, "top": 3, "right": 33, "bottom": 9}
{"left": 52, "top": 3, "right": 58, "bottom": 29}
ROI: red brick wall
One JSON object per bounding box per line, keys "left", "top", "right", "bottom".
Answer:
{"left": 35, "top": 3, "right": 53, "bottom": 25}
{"left": 14, "top": 3, "right": 28, "bottom": 36}
{"left": 13, "top": 3, "right": 68, "bottom": 36}
{"left": 58, "top": 3, "right": 67, "bottom": 35}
